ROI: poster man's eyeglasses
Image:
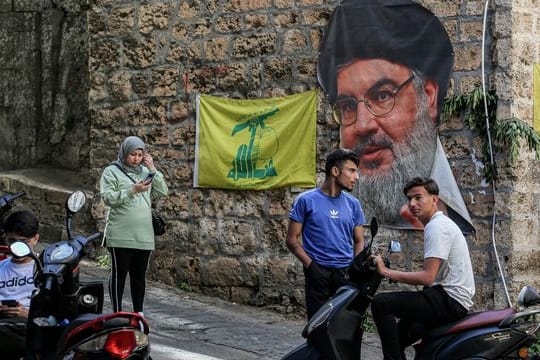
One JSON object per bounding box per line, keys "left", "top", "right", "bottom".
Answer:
{"left": 332, "top": 75, "right": 415, "bottom": 126}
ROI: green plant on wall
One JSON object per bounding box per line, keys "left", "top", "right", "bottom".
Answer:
{"left": 441, "top": 86, "right": 540, "bottom": 182}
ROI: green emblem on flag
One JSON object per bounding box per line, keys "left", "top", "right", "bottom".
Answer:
{"left": 194, "top": 91, "right": 317, "bottom": 190}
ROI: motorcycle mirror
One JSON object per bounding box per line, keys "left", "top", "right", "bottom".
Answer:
{"left": 388, "top": 240, "right": 401, "bottom": 253}
{"left": 66, "top": 191, "right": 86, "bottom": 214}
{"left": 9, "top": 241, "right": 32, "bottom": 258}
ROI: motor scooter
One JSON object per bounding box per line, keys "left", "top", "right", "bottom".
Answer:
{"left": 282, "top": 217, "right": 399, "bottom": 360}
{"left": 281, "top": 217, "right": 540, "bottom": 360}
{"left": 7, "top": 190, "right": 151, "bottom": 359}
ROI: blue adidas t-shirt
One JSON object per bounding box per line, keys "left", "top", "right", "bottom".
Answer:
{"left": 289, "top": 188, "right": 365, "bottom": 268}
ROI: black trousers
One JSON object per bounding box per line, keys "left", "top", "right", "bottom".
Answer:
{"left": 303, "top": 262, "right": 353, "bottom": 319}
{"left": 0, "top": 316, "right": 26, "bottom": 359}
{"left": 371, "top": 285, "right": 468, "bottom": 360}
{"left": 108, "top": 247, "right": 152, "bottom": 313}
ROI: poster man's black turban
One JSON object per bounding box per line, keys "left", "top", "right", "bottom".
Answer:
{"left": 317, "top": 0, "right": 454, "bottom": 113}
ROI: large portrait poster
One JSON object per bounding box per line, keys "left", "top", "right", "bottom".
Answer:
{"left": 318, "top": 0, "right": 473, "bottom": 233}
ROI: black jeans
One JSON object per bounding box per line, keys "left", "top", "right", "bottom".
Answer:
{"left": 108, "top": 247, "right": 152, "bottom": 312}
{"left": 303, "top": 262, "right": 353, "bottom": 319}
{"left": 371, "top": 285, "right": 468, "bottom": 360}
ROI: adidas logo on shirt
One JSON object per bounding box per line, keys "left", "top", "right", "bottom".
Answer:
{"left": 330, "top": 209, "right": 339, "bottom": 219}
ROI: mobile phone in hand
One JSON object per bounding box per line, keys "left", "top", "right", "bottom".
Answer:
{"left": 1, "top": 299, "right": 17, "bottom": 307}
{"left": 143, "top": 172, "right": 155, "bottom": 183}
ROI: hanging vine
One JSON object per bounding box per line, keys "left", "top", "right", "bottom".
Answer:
{"left": 441, "top": 86, "right": 540, "bottom": 182}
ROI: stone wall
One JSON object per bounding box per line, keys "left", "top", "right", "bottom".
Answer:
{"left": 85, "top": 0, "right": 540, "bottom": 315}
{"left": 497, "top": 0, "right": 540, "bottom": 301}
{"left": 0, "top": 0, "right": 91, "bottom": 175}
{"left": 2, "top": 0, "right": 538, "bottom": 316}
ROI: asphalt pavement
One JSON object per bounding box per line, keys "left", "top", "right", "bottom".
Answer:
{"left": 80, "top": 259, "right": 388, "bottom": 360}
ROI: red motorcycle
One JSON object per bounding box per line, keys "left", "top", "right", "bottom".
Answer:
{"left": 7, "top": 190, "right": 151, "bottom": 359}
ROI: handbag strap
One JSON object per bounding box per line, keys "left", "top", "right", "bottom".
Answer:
{"left": 113, "top": 163, "right": 153, "bottom": 209}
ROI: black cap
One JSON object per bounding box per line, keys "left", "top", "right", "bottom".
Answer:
{"left": 317, "top": 0, "right": 453, "bottom": 114}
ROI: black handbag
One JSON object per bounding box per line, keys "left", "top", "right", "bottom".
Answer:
{"left": 152, "top": 210, "right": 166, "bottom": 236}
{"left": 114, "top": 164, "right": 166, "bottom": 236}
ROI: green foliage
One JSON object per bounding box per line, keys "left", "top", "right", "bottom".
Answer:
{"left": 441, "top": 86, "right": 540, "bottom": 182}
{"left": 531, "top": 336, "right": 540, "bottom": 356}
{"left": 363, "top": 313, "right": 375, "bottom": 333}
{"left": 179, "top": 282, "right": 191, "bottom": 292}
{"left": 96, "top": 254, "right": 111, "bottom": 269}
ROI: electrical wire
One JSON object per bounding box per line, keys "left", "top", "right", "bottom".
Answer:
{"left": 481, "top": 0, "right": 512, "bottom": 307}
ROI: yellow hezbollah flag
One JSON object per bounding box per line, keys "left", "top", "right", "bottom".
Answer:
{"left": 535, "top": 64, "right": 540, "bottom": 132}
{"left": 194, "top": 90, "right": 317, "bottom": 189}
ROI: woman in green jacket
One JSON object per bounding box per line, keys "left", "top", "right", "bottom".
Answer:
{"left": 100, "top": 136, "right": 168, "bottom": 315}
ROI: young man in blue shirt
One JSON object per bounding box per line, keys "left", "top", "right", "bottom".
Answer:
{"left": 287, "top": 148, "right": 366, "bottom": 319}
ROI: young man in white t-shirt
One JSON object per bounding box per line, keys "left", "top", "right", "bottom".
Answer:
{"left": 0, "top": 210, "right": 39, "bottom": 359}
{"left": 370, "top": 177, "right": 475, "bottom": 360}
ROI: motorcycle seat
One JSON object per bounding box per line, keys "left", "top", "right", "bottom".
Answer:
{"left": 424, "top": 307, "right": 516, "bottom": 339}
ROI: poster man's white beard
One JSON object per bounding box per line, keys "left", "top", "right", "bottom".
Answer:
{"left": 354, "top": 103, "right": 437, "bottom": 225}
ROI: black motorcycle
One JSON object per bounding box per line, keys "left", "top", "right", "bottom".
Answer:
{"left": 282, "top": 217, "right": 540, "bottom": 359}
{"left": 8, "top": 190, "right": 151, "bottom": 359}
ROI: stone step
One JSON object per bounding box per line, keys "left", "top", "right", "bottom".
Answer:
{"left": 0, "top": 168, "right": 98, "bottom": 246}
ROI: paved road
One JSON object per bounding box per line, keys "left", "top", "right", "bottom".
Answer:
{"left": 81, "top": 259, "right": 388, "bottom": 360}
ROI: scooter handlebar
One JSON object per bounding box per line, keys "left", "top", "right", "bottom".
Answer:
{"left": 0, "top": 191, "right": 26, "bottom": 209}
{"left": 86, "top": 232, "right": 102, "bottom": 243}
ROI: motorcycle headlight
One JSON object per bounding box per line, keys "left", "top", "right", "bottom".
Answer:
{"left": 50, "top": 243, "right": 74, "bottom": 261}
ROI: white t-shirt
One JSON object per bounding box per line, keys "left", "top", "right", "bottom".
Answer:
{"left": 0, "top": 258, "right": 35, "bottom": 308}
{"left": 424, "top": 211, "right": 475, "bottom": 310}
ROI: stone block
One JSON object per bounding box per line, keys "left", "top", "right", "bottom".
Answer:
{"left": 459, "top": 20, "right": 483, "bottom": 42}
{"left": 171, "top": 162, "right": 193, "bottom": 188}
{"left": 151, "top": 67, "right": 179, "bottom": 97}
{"left": 453, "top": 46, "right": 482, "bottom": 72}
{"left": 274, "top": 12, "right": 299, "bottom": 28}
{"left": 122, "top": 35, "right": 158, "bottom": 69}
{"left": 241, "top": 257, "right": 262, "bottom": 287}
{"left": 193, "top": 18, "right": 211, "bottom": 36}
{"left": 224, "top": 0, "right": 271, "bottom": 12}
{"left": 107, "top": 70, "right": 133, "bottom": 101}
{"left": 204, "top": 36, "right": 230, "bottom": 61}
{"left": 218, "top": 63, "right": 249, "bottom": 92}
{"left": 221, "top": 219, "right": 259, "bottom": 255}
{"left": 171, "top": 22, "right": 190, "bottom": 41}
{"left": 139, "top": 3, "right": 171, "bottom": 34}
{"left": 230, "top": 286, "right": 256, "bottom": 304}
{"left": 205, "top": 257, "right": 243, "bottom": 286}
{"left": 262, "top": 219, "right": 288, "bottom": 253}
{"left": 264, "top": 57, "right": 292, "bottom": 81}
{"left": 107, "top": 6, "right": 134, "bottom": 36}
{"left": 125, "top": 101, "right": 167, "bottom": 126}
{"left": 215, "top": 15, "right": 242, "bottom": 33}
{"left": 234, "top": 192, "right": 266, "bottom": 217}
{"left": 302, "top": 8, "right": 331, "bottom": 26}
{"left": 263, "top": 257, "right": 297, "bottom": 287}
{"left": 177, "top": 1, "right": 198, "bottom": 19}
{"left": 282, "top": 29, "right": 307, "bottom": 55}
{"left": 245, "top": 14, "right": 267, "bottom": 30}
{"left": 89, "top": 39, "right": 121, "bottom": 71}
{"left": 232, "top": 33, "right": 276, "bottom": 58}
{"left": 175, "top": 256, "right": 203, "bottom": 287}
{"left": 425, "top": 1, "right": 460, "bottom": 17}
